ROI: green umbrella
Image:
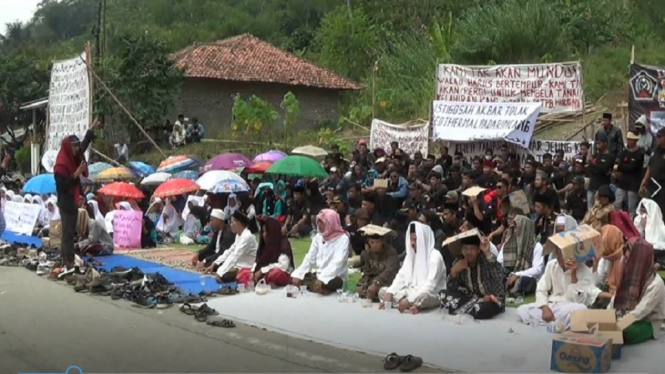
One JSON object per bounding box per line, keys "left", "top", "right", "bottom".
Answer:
{"left": 265, "top": 155, "right": 328, "bottom": 178}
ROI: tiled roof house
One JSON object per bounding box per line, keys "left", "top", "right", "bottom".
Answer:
{"left": 170, "top": 34, "right": 362, "bottom": 135}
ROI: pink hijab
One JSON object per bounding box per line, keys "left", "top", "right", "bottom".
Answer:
{"left": 316, "top": 209, "right": 346, "bottom": 242}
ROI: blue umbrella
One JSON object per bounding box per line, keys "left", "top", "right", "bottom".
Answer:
{"left": 209, "top": 179, "right": 250, "bottom": 194}
{"left": 128, "top": 161, "right": 156, "bottom": 177}
{"left": 88, "top": 162, "right": 113, "bottom": 175}
{"left": 23, "top": 174, "right": 56, "bottom": 195}
{"left": 173, "top": 170, "right": 199, "bottom": 181}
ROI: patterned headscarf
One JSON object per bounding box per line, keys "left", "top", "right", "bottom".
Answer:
{"left": 600, "top": 225, "right": 624, "bottom": 294}
{"left": 500, "top": 215, "right": 536, "bottom": 271}
{"left": 613, "top": 237, "right": 655, "bottom": 314}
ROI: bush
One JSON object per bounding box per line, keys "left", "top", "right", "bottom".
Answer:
{"left": 14, "top": 145, "right": 31, "bottom": 174}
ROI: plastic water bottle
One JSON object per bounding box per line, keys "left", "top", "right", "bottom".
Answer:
{"left": 547, "top": 321, "right": 565, "bottom": 333}
{"left": 248, "top": 280, "right": 255, "bottom": 292}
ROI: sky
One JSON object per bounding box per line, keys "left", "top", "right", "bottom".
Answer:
{"left": 0, "top": 0, "right": 41, "bottom": 34}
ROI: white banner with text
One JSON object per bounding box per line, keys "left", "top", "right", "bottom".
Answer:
{"left": 432, "top": 101, "right": 541, "bottom": 146}
{"left": 4, "top": 201, "right": 42, "bottom": 235}
{"left": 370, "top": 119, "right": 429, "bottom": 155}
{"left": 436, "top": 62, "right": 583, "bottom": 113}
{"left": 451, "top": 139, "right": 587, "bottom": 163}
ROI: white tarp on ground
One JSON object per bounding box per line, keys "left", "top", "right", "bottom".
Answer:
{"left": 207, "top": 292, "right": 663, "bottom": 373}
{"left": 432, "top": 101, "right": 541, "bottom": 147}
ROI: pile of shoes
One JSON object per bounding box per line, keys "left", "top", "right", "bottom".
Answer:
{"left": 178, "top": 302, "right": 234, "bottom": 327}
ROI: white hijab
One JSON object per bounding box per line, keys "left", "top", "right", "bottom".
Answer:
{"left": 32, "top": 195, "right": 49, "bottom": 227}
{"left": 402, "top": 222, "right": 436, "bottom": 288}
{"left": 46, "top": 196, "right": 60, "bottom": 221}
{"left": 182, "top": 195, "right": 205, "bottom": 220}
{"left": 223, "top": 193, "right": 241, "bottom": 217}
{"left": 87, "top": 200, "right": 106, "bottom": 229}
{"left": 156, "top": 203, "right": 182, "bottom": 234}
{"left": 23, "top": 193, "right": 33, "bottom": 203}
{"left": 12, "top": 194, "right": 22, "bottom": 202}
{"left": 637, "top": 198, "right": 665, "bottom": 250}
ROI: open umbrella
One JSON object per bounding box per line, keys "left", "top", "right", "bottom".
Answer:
{"left": 209, "top": 179, "right": 250, "bottom": 194}
{"left": 153, "top": 178, "right": 199, "bottom": 198}
{"left": 201, "top": 153, "right": 253, "bottom": 173}
{"left": 140, "top": 172, "right": 172, "bottom": 186}
{"left": 88, "top": 162, "right": 113, "bottom": 175}
{"left": 23, "top": 174, "right": 56, "bottom": 195}
{"left": 157, "top": 155, "right": 198, "bottom": 173}
{"left": 98, "top": 182, "right": 145, "bottom": 199}
{"left": 196, "top": 170, "right": 245, "bottom": 191}
{"left": 245, "top": 161, "right": 273, "bottom": 174}
{"left": 93, "top": 167, "right": 136, "bottom": 181}
{"left": 253, "top": 150, "right": 287, "bottom": 163}
{"left": 266, "top": 155, "right": 328, "bottom": 178}
{"left": 128, "top": 161, "right": 156, "bottom": 177}
{"left": 173, "top": 170, "right": 199, "bottom": 181}
{"left": 292, "top": 145, "right": 328, "bottom": 157}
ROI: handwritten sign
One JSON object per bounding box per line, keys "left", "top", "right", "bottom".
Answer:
{"left": 112, "top": 210, "right": 143, "bottom": 249}
{"left": 432, "top": 101, "right": 541, "bottom": 146}
{"left": 46, "top": 52, "right": 91, "bottom": 154}
{"left": 4, "top": 201, "right": 42, "bottom": 235}
{"left": 436, "top": 62, "right": 584, "bottom": 113}
{"left": 451, "top": 139, "right": 591, "bottom": 163}
{"left": 369, "top": 119, "right": 429, "bottom": 155}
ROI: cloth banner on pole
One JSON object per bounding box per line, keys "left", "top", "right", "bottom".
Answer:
{"left": 432, "top": 101, "right": 541, "bottom": 146}
{"left": 628, "top": 63, "right": 665, "bottom": 135}
{"left": 112, "top": 210, "right": 143, "bottom": 249}
{"left": 4, "top": 201, "right": 41, "bottom": 235}
{"left": 450, "top": 139, "right": 588, "bottom": 163}
{"left": 436, "top": 62, "right": 583, "bottom": 113}
{"left": 369, "top": 119, "right": 429, "bottom": 155}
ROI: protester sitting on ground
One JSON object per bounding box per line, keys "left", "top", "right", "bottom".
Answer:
{"left": 633, "top": 198, "right": 665, "bottom": 251}
{"left": 347, "top": 208, "right": 370, "bottom": 268}
{"left": 498, "top": 215, "right": 543, "bottom": 297}
{"left": 355, "top": 225, "right": 400, "bottom": 302}
{"left": 534, "top": 193, "right": 558, "bottom": 245}
{"left": 516, "top": 246, "right": 594, "bottom": 328}
{"left": 223, "top": 193, "right": 241, "bottom": 221}
{"left": 104, "top": 201, "right": 131, "bottom": 237}
{"left": 156, "top": 201, "right": 182, "bottom": 243}
{"left": 283, "top": 185, "right": 312, "bottom": 238}
{"left": 440, "top": 233, "right": 504, "bottom": 319}
{"left": 146, "top": 197, "right": 163, "bottom": 226}
{"left": 169, "top": 123, "right": 186, "bottom": 148}
{"left": 30, "top": 195, "right": 49, "bottom": 234}
{"left": 564, "top": 175, "right": 588, "bottom": 222}
{"left": 192, "top": 209, "right": 235, "bottom": 269}
{"left": 379, "top": 222, "right": 445, "bottom": 314}
{"left": 582, "top": 185, "right": 615, "bottom": 231}
{"left": 181, "top": 196, "right": 205, "bottom": 244}
{"left": 590, "top": 225, "right": 624, "bottom": 309}
{"left": 252, "top": 217, "right": 295, "bottom": 287}
{"left": 37, "top": 196, "right": 60, "bottom": 238}
{"left": 291, "top": 209, "right": 349, "bottom": 295}
{"left": 209, "top": 211, "right": 258, "bottom": 285}
{"left": 141, "top": 215, "right": 157, "bottom": 249}
{"left": 186, "top": 118, "right": 204, "bottom": 143}
{"left": 87, "top": 200, "right": 106, "bottom": 230}
{"left": 608, "top": 237, "right": 665, "bottom": 345}
{"left": 74, "top": 208, "right": 114, "bottom": 256}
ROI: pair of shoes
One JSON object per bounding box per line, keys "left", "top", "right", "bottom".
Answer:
{"left": 206, "top": 318, "right": 235, "bottom": 328}
{"left": 194, "top": 304, "right": 218, "bottom": 322}
{"left": 383, "top": 353, "right": 424, "bottom": 372}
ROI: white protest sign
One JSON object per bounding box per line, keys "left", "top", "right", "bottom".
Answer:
{"left": 46, "top": 52, "right": 91, "bottom": 154}
{"left": 4, "top": 201, "right": 42, "bottom": 235}
{"left": 451, "top": 139, "right": 589, "bottom": 163}
{"left": 432, "top": 101, "right": 541, "bottom": 146}
{"left": 370, "top": 119, "right": 429, "bottom": 155}
{"left": 436, "top": 62, "right": 583, "bottom": 113}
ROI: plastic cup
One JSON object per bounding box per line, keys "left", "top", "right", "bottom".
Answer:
{"left": 385, "top": 301, "right": 393, "bottom": 310}
{"left": 237, "top": 284, "right": 246, "bottom": 293}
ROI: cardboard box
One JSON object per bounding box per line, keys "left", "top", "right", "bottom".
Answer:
{"left": 542, "top": 224, "right": 600, "bottom": 263}
{"left": 500, "top": 190, "right": 530, "bottom": 214}
{"left": 550, "top": 332, "right": 612, "bottom": 373}
{"left": 373, "top": 179, "right": 388, "bottom": 189}
{"left": 441, "top": 228, "right": 481, "bottom": 257}
{"left": 570, "top": 309, "right": 635, "bottom": 360}
{"left": 358, "top": 224, "right": 396, "bottom": 237}
{"left": 462, "top": 186, "right": 486, "bottom": 197}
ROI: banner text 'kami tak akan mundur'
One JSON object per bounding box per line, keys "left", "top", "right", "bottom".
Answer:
{"left": 436, "top": 62, "right": 583, "bottom": 113}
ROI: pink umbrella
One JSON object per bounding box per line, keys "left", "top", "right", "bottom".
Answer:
{"left": 201, "top": 153, "right": 253, "bottom": 173}
{"left": 253, "top": 150, "right": 287, "bottom": 163}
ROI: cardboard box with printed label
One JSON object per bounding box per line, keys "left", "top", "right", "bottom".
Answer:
{"left": 570, "top": 309, "right": 636, "bottom": 360}
{"left": 542, "top": 224, "right": 600, "bottom": 263}
{"left": 550, "top": 332, "right": 612, "bottom": 373}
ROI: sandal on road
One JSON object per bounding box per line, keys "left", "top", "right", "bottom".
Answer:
{"left": 383, "top": 353, "right": 404, "bottom": 370}
{"left": 216, "top": 286, "right": 237, "bottom": 295}
{"left": 399, "top": 355, "right": 423, "bottom": 372}
{"left": 179, "top": 303, "right": 197, "bottom": 315}
{"left": 207, "top": 319, "right": 235, "bottom": 328}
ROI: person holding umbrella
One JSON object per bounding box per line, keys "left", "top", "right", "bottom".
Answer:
{"left": 54, "top": 119, "right": 102, "bottom": 274}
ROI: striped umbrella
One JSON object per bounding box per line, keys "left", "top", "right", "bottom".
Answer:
{"left": 88, "top": 162, "right": 113, "bottom": 175}
{"left": 93, "top": 167, "right": 136, "bottom": 181}
{"left": 157, "top": 155, "right": 198, "bottom": 173}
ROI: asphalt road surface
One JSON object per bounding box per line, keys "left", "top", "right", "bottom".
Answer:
{"left": 0, "top": 267, "right": 445, "bottom": 374}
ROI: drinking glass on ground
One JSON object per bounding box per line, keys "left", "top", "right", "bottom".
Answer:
{"left": 384, "top": 301, "right": 393, "bottom": 310}
{"left": 238, "top": 284, "right": 246, "bottom": 293}
{"left": 299, "top": 285, "right": 307, "bottom": 296}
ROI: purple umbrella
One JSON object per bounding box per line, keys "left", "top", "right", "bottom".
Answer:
{"left": 201, "top": 153, "right": 254, "bottom": 173}
{"left": 253, "top": 150, "right": 287, "bottom": 163}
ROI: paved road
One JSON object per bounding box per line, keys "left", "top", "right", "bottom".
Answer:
{"left": 0, "top": 267, "right": 444, "bottom": 374}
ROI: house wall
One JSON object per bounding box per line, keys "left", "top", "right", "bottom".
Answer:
{"left": 170, "top": 78, "right": 345, "bottom": 138}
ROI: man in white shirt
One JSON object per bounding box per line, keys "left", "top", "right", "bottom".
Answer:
{"left": 516, "top": 247, "right": 594, "bottom": 328}
{"left": 210, "top": 210, "right": 258, "bottom": 283}
{"left": 194, "top": 209, "right": 235, "bottom": 269}
{"left": 114, "top": 140, "right": 129, "bottom": 164}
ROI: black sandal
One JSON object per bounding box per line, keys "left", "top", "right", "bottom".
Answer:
{"left": 207, "top": 319, "right": 235, "bottom": 328}
{"left": 383, "top": 353, "right": 404, "bottom": 370}
{"left": 216, "top": 286, "right": 237, "bottom": 295}
{"left": 398, "top": 355, "right": 423, "bottom": 372}
{"left": 179, "top": 303, "right": 197, "bottom": 315}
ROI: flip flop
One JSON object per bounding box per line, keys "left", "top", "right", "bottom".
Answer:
{"left": 179, "top": 303, "right": 197, "bottom": 315}
{"left": 383, "top": 353, "right": 404, "bottom": 370}
{"left": 398, "top": 355, "right": 423, "bottom": 372}
{"left": 217, "top": 286, "right": 237, "bottom": 295}
{"left": 207, "top": 319, "right": 235, "bottom": 328}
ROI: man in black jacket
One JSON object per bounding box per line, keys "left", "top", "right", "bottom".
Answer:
{"left": 191, "top": 209, "right": 235, "bottom": 269}
{"left": 613, "top": 131, "right": 645, "bottom": 216}
{"left": 586, "top": 133, "right": 614, "bottom": 209}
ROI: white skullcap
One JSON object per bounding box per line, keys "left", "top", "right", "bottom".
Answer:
{"left": 210, "top": 209, "right": 226, "bottom": 221}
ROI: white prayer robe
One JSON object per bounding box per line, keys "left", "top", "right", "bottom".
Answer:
{"left": 516, "top": 260, "right": 595, "bottom": 328}
{"left": 291, "top": 233, "right": 349, "bottom": 284}
{"left": 608, "top": 275, "right": 665, "bottom": 338}
{"left": 214, "top": 227, "right": 258, "bottom": 276}
{"left": 634, "top": 198, "right": 665, "bottom": 250}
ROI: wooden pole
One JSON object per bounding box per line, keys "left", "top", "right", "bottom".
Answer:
{"left": 79, "top": 55, "right": 168, "bottom": 159}
{"left": 371, "top": 60, "right": 378, "bottom": 119}
{"left": 90, "top": 147, "right": 122, "bottom": 167}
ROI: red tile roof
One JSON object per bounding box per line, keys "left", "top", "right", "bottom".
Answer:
{"left": 171, "top": 34, "right": 362, "bottom": 91}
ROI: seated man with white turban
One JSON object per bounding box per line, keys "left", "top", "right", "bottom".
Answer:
{"left": 192, "top": 209, "right": 235, "bottom": 269}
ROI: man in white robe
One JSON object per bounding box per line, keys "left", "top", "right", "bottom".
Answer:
{"left": 209, "top": 211, "right": 257, "bottom": 283}
{"left": 379, "top": 222, "right": 446, "bottom": 314}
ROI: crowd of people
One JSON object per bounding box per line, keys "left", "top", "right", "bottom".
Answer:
{"left": 1, "top": 112, "right": 664, "bottom": 347}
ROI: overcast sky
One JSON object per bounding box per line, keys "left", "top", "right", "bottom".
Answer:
{"left": 0, "top": 0, "right": 41, "bottom": 34}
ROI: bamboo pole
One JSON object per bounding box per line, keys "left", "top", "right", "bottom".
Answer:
{"left": 79, "top": 55, "right": 168, "bottom": 159}
{"left": 90, "top": 147, "right": 122, "bottom": 167}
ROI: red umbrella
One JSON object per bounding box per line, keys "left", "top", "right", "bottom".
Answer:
{"left": 98, "top": 182, "right": 145, "bottom": 199}
{"left": 153, "top": 178, "right": 199, "bottom": 198}
{"left": 245, "top": 161, "right": 273, "bottom": 173}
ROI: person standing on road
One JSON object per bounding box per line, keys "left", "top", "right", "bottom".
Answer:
{"left": 54, "top": 119, "right": 101, "bottom": 272}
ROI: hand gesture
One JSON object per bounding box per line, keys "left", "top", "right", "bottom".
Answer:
{"left": 565, "top": 258, "right": 578, "bottom": 272}
{"left": 204, "top": 264, "right": 215, "bottom": 274}
{"left": 479, "top": 234, "right": 491, "bottom": 254}
{"left": 190, "top": 253, "right": 199, "bottom": 266}
{"left": 74, "top": 162, "right": 87, "bottom": 177}
{"left": 451, "top": 260, "right": 468, "bottom": 278}
{"left": 505, "top": 274, "right": 518, "bottom": 287}
{"left": 469, "top": 195, "right": 478, "bottom": 204}
{"left": 397, "top": 298, "right": 411, "bottom": 313}
{"left": 541, "top": 305, "right": 555, "bottom": 323}
{"left": 91, "top": 117, "right": 103, "bottom": 129}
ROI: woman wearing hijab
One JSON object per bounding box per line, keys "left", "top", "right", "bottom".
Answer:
{"left": 252, "top": 217, "right": 295, "bottom": 287}
{"left": 156, "top": 201, "right": 182, "bottom": 243}
{"left": 104, "top": 202, "right": 133, "bottom": 237}
{"left": 32, "top": 195, "right": 49, "bottom": 229}
{"left": 169, "top": 123, "right": 186, "bottom": 148}
{"left": 75, "top": 208, "right": 114, "bottom": 256}
{"left": 291, "top": 209, "right": 349, "bottom": 295}
{"left": 223, "top": 193, "right": 241, "bottom": 219}
{"left": 87, "top": 200, "right": 106, "bottom": 230}
{"left": 54, "top": 121, "right": 98, "bottom": 271}
{"left": 181, "top": 196, "right": 205, "bottom": 242}
{"left": 141, "top": 216, "right": 157, "bottom": 249}
{"left": 634, "top": 198, "right": 665, "bottom": 251}
{"left": 609, "top": 238, "right": 665, "bottom": 345}
{"left": 498, "top": 215, "right": 543, "bottom": 296}
{"left": 379, "top": 222, "right": 445, "bottom": 314}
{"left": 590, "top": 225, "right": 624, "bottom": 309}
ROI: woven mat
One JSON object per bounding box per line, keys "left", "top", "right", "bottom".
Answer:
{"left": 116, "top": 247, "right": 198, "bottom": 272}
